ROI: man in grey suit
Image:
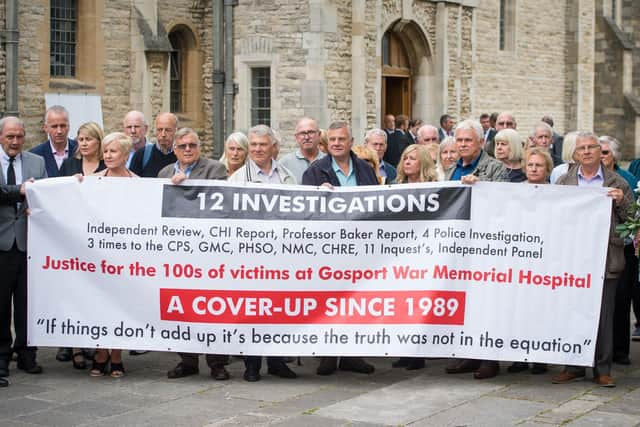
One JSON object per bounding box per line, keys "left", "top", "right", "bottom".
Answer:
{"left": 157, "top": 128, "right": 230, "bottom": 380}
{"left": 0, "top": 116, "right": 47, "bottom": 383}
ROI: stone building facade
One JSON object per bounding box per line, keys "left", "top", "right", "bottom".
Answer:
{"left": 0, "top": 0, "right": 638, "bottom": 158}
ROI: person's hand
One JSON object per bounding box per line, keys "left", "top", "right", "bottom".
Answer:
{"left": 74, "top": 173, "right": 84, "bottom": 183}
{"left": 461, "top": 174, "right": 479, "bottom": 185}
{"left": 320, "top": 182, "right": 334, "bottom": 190}
{"left": 607, "top": 188, "right": 624, "bottom": 203}
{"left": 171, "top": 172, "right": 187, "bottom": 185}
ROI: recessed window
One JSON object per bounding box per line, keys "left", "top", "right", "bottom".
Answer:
{"left": 499, "top": 0, "right": 516, "bottom": 51}
{"left": 251, "top": 67, "right": 271, "bottom": 126}
{"left": 169, "top": 33, "right": 182, "bottom": 113}
{"left": 50, "top": 0, "right": 77, "bottom": 77}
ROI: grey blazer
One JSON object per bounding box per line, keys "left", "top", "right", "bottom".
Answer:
{"left": 0, "top": 152, "right": 47, "bottom": 251}
{"left": 157, "top": 158, "right": 227, "bottom": 180}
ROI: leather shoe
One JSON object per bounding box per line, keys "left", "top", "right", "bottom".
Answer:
{"left": 243, "top": 367, "right": 261, "bottom": 382}
{"left": 531, "top": 363, "right": 548, "bottom": 375}
{"left": 339, "top": 357, "right": 374, "bottom": 374}
{"left": 594, "top": 375, "right": 615, "bottom": 387}
{"left": 17, "top": 355, "right": 42, "bottom": 374}
{"left": 210, "top": 365, "right": 230, "bottom": 381}
{"left": 316, "top": 357, "right": 338, "bottom": 376}
{"left": 445, "top": 359, "right": 481, "bottom": 374}
{"left": 406, "top": 358, "right": 426, "bottom": 370}
{"left": 551, "top": 370, "right": 585, "bottom": 384}
{"left": 0, "top": 377, "right": 7, "bottom": 387}
{"left": 167, "top": 362, "right": 199, "bottom": 379}
{"left": 267, "top": 361, "right": 297, "bottom": 378}
{"left": 613, "top": 354, "right": 631, "bottom": 365}
{"left": 392, "top": 357, "right": 410, "bottom": 368}
{"left": 507, "top": 362, "right": 529, "bottom": 373}
{"left": 56, "top": 347, "right": 72, "bottom": 362}
{"left": 473, "top": 362, "right": 499, "bottom": 379}
{"left": 0, "top": 359, "right": 9, "bottom": 377}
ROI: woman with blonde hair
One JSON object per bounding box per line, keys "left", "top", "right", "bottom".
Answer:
{"left": 352, "top": 145, "right": 383, "bottom": 184}
{"left": 396, "top": 144, "right": 438, "bottom": 184}
{"left": 59, "top": 122, "right": 106, "bottom": 177}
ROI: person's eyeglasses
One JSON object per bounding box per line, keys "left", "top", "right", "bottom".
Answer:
{"left": 174, "top": 143, "right": 198, "bottom": 150}
{"left": 295, "top": 130, "right": 318, "bottom": 138}
{"left": 601, "top": 150, "right": 610, "bottom": 155}
{"left": 576, "top": 144, "right": 600, "bottom": 152}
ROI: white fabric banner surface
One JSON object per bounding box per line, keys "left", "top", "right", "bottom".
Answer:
{"left": 26, "top": 177, "right": 612, "bottom": 366}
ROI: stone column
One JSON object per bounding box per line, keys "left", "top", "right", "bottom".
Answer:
{"left": 351, "top": 0, "right": 366, "bottom": 143}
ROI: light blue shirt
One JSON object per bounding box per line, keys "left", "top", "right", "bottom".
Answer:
{"left": 173, "top": 160, "right": 197, "bottom": 178}
{"left": 332, "top": 157, "right": 356, "bottom": 187}
{"left": 577, "top": 165, "right": 604, "bottom": 188}
{"left": 251, "top": 159, "right": 283, "bottom": 184}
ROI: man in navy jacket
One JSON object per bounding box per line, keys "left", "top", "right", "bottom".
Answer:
{"left": 29, "top": 105, "right": 77, "bottom": 178}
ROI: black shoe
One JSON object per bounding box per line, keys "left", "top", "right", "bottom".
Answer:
{"left": 72, "top": 352, "right": 87, "bottom": 370}
{"left": 243, "top": 367, "right": 261, "bottom": 382}
{"left": 507, "top": 362, "right": 529, "bottom": 373}
{"left": 167, "top": 362, "right": 199, "bottom": 379}
{"left": 613, "top": 354, "right": 631, "bottom": 365}
{"left": 531, "top": 363, "right": 548, "bottom": 375}
{"left": 0, "top": 377, "right": 7, "bottom": 387}
{"left": 406, "top": 358, "right": 426, "bottom": 370}
{"left": 316, "top": 357, "right": 338, "bottom": 376}
{"left": 210, "top": 365, "right": 230, "bottom": 381}
{"left": 339, "top": 357, "right": 374, "bottom": 374}
{"left": 392, "top": 357, "right": 411, "bottom": 368}
{"left": 267, "top": 361, "right": 297, "bottom": 378}
{"left": 17, "top": 354, "right": 43, "bottom": 374}
{"left": 129, "top": 350, "right": 149, "bottom": 356}
{"left": 445, "top": 359, "right": 481, "bottom": 374}
{"left": 56, "top": 347, "right": 72, "bottom": 362}
{"left": 0, "top": 359, "right": 8, "bottom": 377}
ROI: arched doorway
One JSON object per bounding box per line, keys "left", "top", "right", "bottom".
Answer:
{"left": 381, "top": 20, "right": 435, "bottom": 125}
{"left": 381, "top": 30, "right": 411, "bottom": 120}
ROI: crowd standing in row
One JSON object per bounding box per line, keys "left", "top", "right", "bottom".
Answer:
{"left": 0, "top": 106, "right": 637, "bottom": 388}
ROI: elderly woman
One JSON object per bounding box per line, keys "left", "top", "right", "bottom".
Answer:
{"left": 494, "top": 128, "right": 525, "bottom": 182}
{"left": 523, "top": 148, "right": 554, "bottom": 184}
{"left": 352, "top": 145, "right": 383, "bottom": 184}
{"left": 549, "top": 131, "right": 578, "bottom": 184}
{"left": 397, "top": 144, "right": 438, "bottom": 184}
{"left": 438, "top": 136, "right": 458, "bottom": 178}
{"left": 219, "top": 132, "right": 249, "bottom": 177}
{"left": 80, "top": 132, "right": 136, "bottom": 377}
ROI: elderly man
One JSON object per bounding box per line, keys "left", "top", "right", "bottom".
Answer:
{"left": 0, "top": 117, "right": 47, "bottom": 384}
{"left": 279, "top": 117, "right": 326, "bottom": 183}
{"left": 416, "top": 124, "right": 441, "bottom": 163}
{"left": 541, "top": 115, "right": 564, "bottom": 158}
{"left": 485, "top": 111, "right": 517, "bottom": 156}
{"left": 158, "top": 128, "right": 229, "bottom": 380}
{"left": 552, "top": 132, "right": 632, "bottom": 388}
{"left": 30, "top": 105, "right": 77, "bottom": 178}
{"left": 130, "top": 112, "right": 178, "bottom": 177}
{"left": 302, "top": 121, "right": 377, "bottom": 376}
{"left": 123, "top": 111, "right": 149, "bottom": 168}
{"left": 529, "top": 122, "right": 562, "bottom": 166}
{"left": 383, "top": 114, "right": 395, "bottom": 135}
{"left": 364, "top": 128, "right": 396, "bottom": 184}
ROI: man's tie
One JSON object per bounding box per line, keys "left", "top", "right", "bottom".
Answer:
{"left": 7, "top": 156, "right": 15, "bottom": 185}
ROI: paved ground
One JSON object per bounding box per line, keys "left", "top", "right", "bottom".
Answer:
{"left": 2, "top": 346, "right": 640, "bottom": 427}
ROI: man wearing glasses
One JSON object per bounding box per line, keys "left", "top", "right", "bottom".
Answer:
{"left": 280, "top": 117, "right": 326, "bottom": 183}
{"left": 130, "top": 112, "right": 178, "bottom": 177}
{"left": 553, "top": 132, "right": 632, "bottom": 388}
{"left": 485, "top": 111, "right": 517, "bottom": 157}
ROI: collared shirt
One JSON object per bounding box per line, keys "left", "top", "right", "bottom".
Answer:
{"left": 49, "top": 140, "right": 69, "bottom": 169}
{"left": 451, "top": 151, "right": 483, "bottom": 181}
{"left": 173, "top": 160, "right": 197, "bottom": 178}
{"left": 250, "top": 159, "right": 282, "bottom": 184}
{"left": 156, "top": 142, "right": 173, "bottom": 155}
{"left": 332, "top": 157, "right": 356, "bottom": 187}
{"left": 378, "top": 161, "right": 388, "bottom": 178}
{"left": 0, "top": 145, "right": 22, "bottom": 184}
{"left": 127, "top": 139, "right": 148, "bottom": 168}
{"left": 577, "top": 165, "right": 604, "bottom": 188}
{"left": 279, "top": 149, "right": 326, "bottom": 183}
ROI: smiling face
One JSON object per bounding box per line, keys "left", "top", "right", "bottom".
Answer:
{"left": 174, "top": 133, "right": 201, "bottom": 167}
{"left": 248, "top": 133, "right": 275, "bottom": 170}
{"left": 77, "top": 131, "right": 100, "bottom": 160}
{"left": 327, "top": 126, "right": 353, "bottom": 162}
{"left": 440, "top": 144, "right": 459, "bottom": 170}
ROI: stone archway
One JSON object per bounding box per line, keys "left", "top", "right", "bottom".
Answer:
{"left": 381, "top": 20, "right": 436, "bottom": 124}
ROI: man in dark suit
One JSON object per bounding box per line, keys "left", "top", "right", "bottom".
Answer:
{"left": 0, "top": 117, "right": 48, "bottom": 384}
{"left": 303, "top": 121, "right": 377, "bottom": 376}
{"left": 383, "top": 115, "right": 412, "bottom": 167}
{"left": 438, "top": 114, "right": 455, "bottom": 141}
{"left": 365, "top": 128, "right": 397, "bottom": 184}
{"left": 29, "top": 105, "right": 77, "bottom": 178}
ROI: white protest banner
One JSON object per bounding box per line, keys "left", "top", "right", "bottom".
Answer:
{"left": 26, "top": 177, "right": 611, "bottom": 366}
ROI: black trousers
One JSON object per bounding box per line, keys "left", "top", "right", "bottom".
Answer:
{"left": 0, "top": 245, "right": 35, "bottom": 361}
{"left": 244, "top": 356, "right": 284, "bottom": 371}
{"left": 613, "top": 243, "right": 638, "bottom": 358}
{"left": 178, "top": 352, "right": 227, "bottom": 368}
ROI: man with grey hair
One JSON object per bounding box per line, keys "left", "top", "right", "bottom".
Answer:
{"left": 0, "top": 117, "right": 47, "bottom": 384}
{"left": 123, "top": 110, "right": 149, "bottom": 168}
{"left": 30, "top": 105, "right": 77, "bottom": 178}
{"left": 279, "top": 117, "right": 326, "bottom": 183}
{"left": 130, "top": 112, "right": 178, "bottom": 177}
{"left": 485, "top": 111, "right": 517, "bottom": 157}
{"left": 552, "top": 132, "right": 632, "bottom": 388}
{"left": 303, "top": 121, "right": 378, "bottom": 376}
{"left": 228, "top": 125, "right": 296, "bottom": 184}
{"left": 364, "top": 128, "right": 396, "bottom": 184}
{"left": 541, "top": 115, "right": 563, "bottom": 158}
{"left": 529, "top": 122, "right": 562, "bottom": 166}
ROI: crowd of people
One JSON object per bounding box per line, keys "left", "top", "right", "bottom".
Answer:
{"left": 0, "top": 105, "right": 638, "bottom": 388}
